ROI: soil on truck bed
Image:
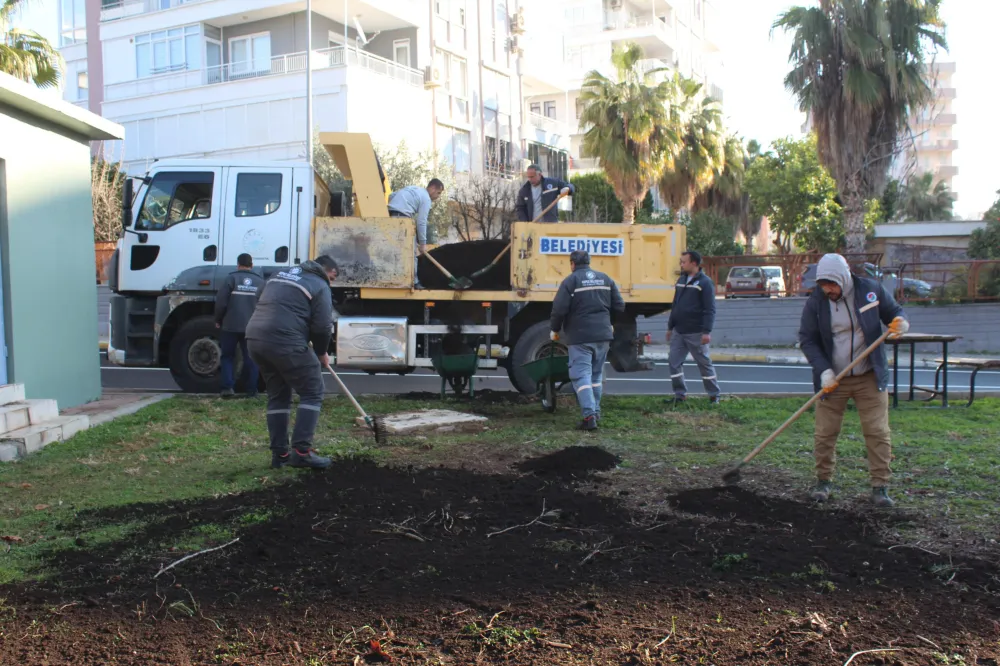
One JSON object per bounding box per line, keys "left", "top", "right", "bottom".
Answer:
{"left": 418, "top": 239, "right": 511, "bottom": 291}
{"left": 2, "top": 453, "right": 999, "bottom": 665}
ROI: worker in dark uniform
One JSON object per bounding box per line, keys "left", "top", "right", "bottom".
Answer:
{"left": 214, "top": 253, "right": 264, "bottom": 398}
{"left": 246, "top": 256, "right": 339, "bottom": 470}
{"left": 550, "top": 250, "right": 626, "bottom": 430}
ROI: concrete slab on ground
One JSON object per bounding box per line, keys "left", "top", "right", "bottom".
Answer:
{"left": 62, "top": 392, "right": 173, "bottom": 427}
{"left": 362, "top": 409, "right": 489, "bottom": 435}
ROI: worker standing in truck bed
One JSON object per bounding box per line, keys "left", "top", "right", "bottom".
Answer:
{"left": 387, "top": 179, "right": 445, "bottom": 288}
{"left": 516, "top": 164, "right": 574, "bottom": 223}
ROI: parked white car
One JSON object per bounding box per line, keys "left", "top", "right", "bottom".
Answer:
{"left": 762, "top": 266, "right": 786, "bottom": 297}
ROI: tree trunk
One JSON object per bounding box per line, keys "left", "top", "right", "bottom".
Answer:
{"left": 621, "top": 197, "right": 636, "bottom": 225}
{"left": 843, "top": 195, "right": 867, "bottom": 255}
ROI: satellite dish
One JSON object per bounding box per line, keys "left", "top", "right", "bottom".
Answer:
{"left": 353, "top": 16, "right": 380, "bottom": 47}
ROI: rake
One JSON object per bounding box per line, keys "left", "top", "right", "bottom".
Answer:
{"left": 323, "top": 361, "right": 388, "bottom": 445}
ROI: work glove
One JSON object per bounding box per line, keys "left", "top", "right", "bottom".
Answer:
{"left": 888, "top": 316, "right": 909, "bottom": 337}
{"left": 820, "top": 369, "right": 838, "bottom": 394}
{"left": 550, "top": 331, "right": 559, "bottom": 342}
{"left": 560, "top": 187, "right": 570, "bottom": 196}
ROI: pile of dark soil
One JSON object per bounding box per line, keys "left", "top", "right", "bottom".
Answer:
{"left": 3, "top": 462, "right": 999, "bottom": 664}
{"left": 517, "top": 445, "right": 622, "bottom": 478}
{"left": 418, "top": 239, "right": 510, "bottom": 290}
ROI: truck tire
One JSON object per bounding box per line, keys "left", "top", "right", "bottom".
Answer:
{"left": 506, "top": 321, "right": 567, "bottom": 394}
{"left": 168, "top": 315, "right": 258, "bottom": 394}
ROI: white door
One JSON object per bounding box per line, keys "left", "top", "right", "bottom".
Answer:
{"left": 221, "top": 167, "right": 293, "bottom": 268}
{"left": 120, "top": 168, "right": 222, "bottom": 292}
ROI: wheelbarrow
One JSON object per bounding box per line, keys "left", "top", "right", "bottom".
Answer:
{"left": 520, "top": 344, "right": 571, "bottom": 413}
{"left": 431, "top": 353, "right": 481, "bottom": 398}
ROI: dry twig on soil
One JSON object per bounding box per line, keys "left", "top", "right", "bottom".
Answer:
{"left": 843, "top": 648, "right": 902, "bottom": 665}
{"left": 153, "top": 538, "right": 240, "bottom": 579}
{"left": 487, "top": 500, "right": 559, "bottom": 538}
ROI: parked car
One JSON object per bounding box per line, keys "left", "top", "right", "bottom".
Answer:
{"left": 797, "top": 263, "right": 818, "bottom": 296}
{"left": 725, "top": 266, "right": 768, "bottom": 298}
{"left": 862, "top": 263, "right": 933, "bottom": 299}
{"left": 762, "top": 265, "right": 786, "bottom": 297}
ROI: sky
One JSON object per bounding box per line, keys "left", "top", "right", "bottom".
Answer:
{"left": 12, "top": 0, "right": 1000, "bottom": 217}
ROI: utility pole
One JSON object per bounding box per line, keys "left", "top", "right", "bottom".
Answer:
{"left": 306, "top": 0, "right": 314, "bottom": 165}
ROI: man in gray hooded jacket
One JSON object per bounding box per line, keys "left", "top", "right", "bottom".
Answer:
{"left": 798, "top": 253, "right": 909, "bottom": 507}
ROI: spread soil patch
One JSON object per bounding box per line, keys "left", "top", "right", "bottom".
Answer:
{"left": 516, "top": 445, "right": 622, "bottom": 478}
{"left": 417, "top": 239, "right": 510, "bottom": 290}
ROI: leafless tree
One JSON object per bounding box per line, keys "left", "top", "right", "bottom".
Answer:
{"left": 91, "top": 143, "right": 126, "bottom": 243}
{"left": 450, "top": 174, "right": 519, "bottom": 241}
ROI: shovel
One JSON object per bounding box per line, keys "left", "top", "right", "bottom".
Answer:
{"left": 421, "top": 251, "right": 474, "bottom": 290}
{"left": 720, "top": 328, "right": 894, "bottom": 486}
{"left": 323, "top": 361, "right": 387, "bottom": 445}
{"left": 469, "top": 191, "right": 568, "bottom": 281}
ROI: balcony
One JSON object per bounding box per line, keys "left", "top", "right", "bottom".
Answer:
{"left": 916, "top": 138, "right": 958, "bottom": 152}
{"left": 936, "top": 165, "right": 959, "bottom": 178}
{"left": 526, "top": 113, "right": 571, "bottom": 151}
{"left": 569, "top": 156, "right": 600, "bottom": 172}
{"left": 938, "top": 87, "right": 957, "bottom": 100}
{"left": 101, "top": 0, "right": 210, "bottom": 22}
{"left": 105, "top": 46, "right": 422, "bottom": 101}
{"left": 603, "top": 18, "right": 675, "bottom": 59}
{"left": 934, "top": 113, "right": 958, "bottom": 126}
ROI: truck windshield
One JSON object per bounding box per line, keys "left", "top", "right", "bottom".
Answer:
{"left": 135, "top": 171, "right": 215, "bottom": 231}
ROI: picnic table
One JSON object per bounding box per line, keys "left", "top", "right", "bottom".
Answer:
{"left": 886, "top": 333, "right": 959, "bottom": 408}
{"left": 931, "top": 357, "right": 1000, "bottom": 407}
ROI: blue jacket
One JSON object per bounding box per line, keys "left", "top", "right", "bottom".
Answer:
{"left": 516, "top": 177, "right": 574, "bottom": 222}
{"left": 667, "top": 270, "right": 716, "bottom": 334}
{"left": 550, "top": 266, "right": 625, "bottom": 345}
{"left": 798, "top": 275, "right": 904, "bottom": 392}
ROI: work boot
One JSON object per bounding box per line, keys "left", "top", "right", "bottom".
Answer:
{"left": 289, "top": 447, "right": 332, "bottom": 469}
{"left": 708, "top": 395, "right": 722, "bottom": 405}
{"left": 220, "top": 388, "right": 235, "bottom": 399}
{"left": 665, "top": 396, "right": 687, "bottom": 406}
{"left": 810, "top": 480, "right": 833, "bottom": 502}
{"left": 872, "top": 486, "right": 895, "bottom": 508}
{"left": 271, "top": 450, "right": 290, "bottom": 469}
{"left": 576, "top": 415, "right": 598, "bottom": 431}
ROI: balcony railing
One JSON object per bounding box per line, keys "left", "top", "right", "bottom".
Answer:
{"left": 100, "top": 0, "right": 211, "bottom": 22}
{"left": 604, "top": 17, "right": 673, "bottom": 38}
{"left": 105, "top": 46, "right": 423, "bottom": 101}
{"left": 527, "top": 113, "right": 565, "bottom": 136}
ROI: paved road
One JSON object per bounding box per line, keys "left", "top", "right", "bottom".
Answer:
{"left": 100, "top": 353, "right": 1000, "bottom": 397}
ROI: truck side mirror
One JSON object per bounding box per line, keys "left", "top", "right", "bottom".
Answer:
{"left": 122, "top": 178, "right": 133, "bottom": 230}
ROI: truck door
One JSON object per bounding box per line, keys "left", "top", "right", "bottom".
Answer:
{"left": 221, "top": 167, "right": 293, "bottom": 270}
{"left": 121, "top": 169, "right": 222, "bottom": 292}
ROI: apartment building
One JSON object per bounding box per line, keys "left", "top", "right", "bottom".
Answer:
{"left": 56, "top": 0, "right": 570, "bottom": 180}
{"left": 522, "top": 0, "right": 724, "bottom": 178}
{"left": 910, "top": 61, "right": 958, "bottom": 197}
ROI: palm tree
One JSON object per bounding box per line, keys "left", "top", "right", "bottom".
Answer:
{"left": 1, "top": 0, "right": 63, "bottom": 88}
{"left": 658, "top": 74, "right": 725, "bottom": 213}
{"left": 899, "top": 171, "right": 955, "bottom": 221}
{"left": 578, "top": 43, "right": 678, "bottom": 224}
{"left": 693, "top": 136, "right": 763, "bottom": 251}
{"left": 775, "top": 0, "right": 947, "bottom": 253}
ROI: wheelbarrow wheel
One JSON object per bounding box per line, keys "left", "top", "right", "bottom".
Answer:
{"left": 541, "top": 378, "right": 557, "bottom": 413}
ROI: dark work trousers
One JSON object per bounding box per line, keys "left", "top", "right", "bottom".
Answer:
{"left": 247, "top": 342, "right": 326, "bottom": 452}
{"left": 219, "top": 331, "right": 258, "bottom": 392}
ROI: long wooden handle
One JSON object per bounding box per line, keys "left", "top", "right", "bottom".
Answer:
{"left": 324, "top": 362, "right": 369, "bottom": 419}
{"left": 421, "top": 251, "right": 456, "bottom": 279}
{"left": 738, "top": 328, "right": 894, "bottom": 466}
{"left": 532, "top": 191, "right": 567, "bottom": 223}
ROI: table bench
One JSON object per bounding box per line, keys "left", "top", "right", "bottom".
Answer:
{"left": 932, "top": 357, "right": 1000, "bottom": 407}
{"left": 887, "top": 333, "right": 959, "bottom": 408}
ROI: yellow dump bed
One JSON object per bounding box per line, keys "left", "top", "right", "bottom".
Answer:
{"left": 311, "top": 217, "right": 684, "bottom": 304}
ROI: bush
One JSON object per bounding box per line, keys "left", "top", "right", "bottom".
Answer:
{"left": 684, "top": 210, "right": 743, "bottom": 257}
{"left": 569, "top": 172, "right": 624, "bottom": 223}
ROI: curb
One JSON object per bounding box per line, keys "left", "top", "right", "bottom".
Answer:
{"left": 86, "top": 394, "right": 173, "bottom": 428}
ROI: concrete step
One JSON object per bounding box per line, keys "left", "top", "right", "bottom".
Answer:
{"left": 0, "top": 384, "right": 26, "bottom": 407}
{"left": 0, "top": 415, "right": 90, "bottom": 462}
{"left": 0, "top": 399, "right": 60, "bottom": 435}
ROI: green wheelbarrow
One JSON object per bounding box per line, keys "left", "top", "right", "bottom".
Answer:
{"left": 431, "top": 353, "right": 481, "bottom": 398}
{"left": 520, "top": 345, "right": 571, "bottom": 413}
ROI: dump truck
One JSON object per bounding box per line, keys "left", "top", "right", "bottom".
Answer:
{"left": 106, "top": 132, "right": 685, "bottom": 394}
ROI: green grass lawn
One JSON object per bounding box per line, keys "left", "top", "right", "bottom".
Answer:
{"left": 2, "top": 393, "right": 998, "bottom": 585}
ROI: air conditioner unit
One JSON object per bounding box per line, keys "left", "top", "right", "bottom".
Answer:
{"left": 423, "top": 65, "right": 443, "bottom": 89}
{"left": 510, "top": 8, "right": 526, "bottom": 34}
{"left": 508, "top": 35, "right": 523, "bottom": 55}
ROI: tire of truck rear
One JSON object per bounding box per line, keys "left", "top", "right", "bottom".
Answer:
{"left": 506, "top": 321, "right": 567, "bottom": 394}
{"left": 169, "top": 315, "right": 226, "bottom": 394}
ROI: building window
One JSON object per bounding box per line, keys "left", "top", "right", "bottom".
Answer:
{"left": 60, "top": 0, "right": 86, "bottom": 46}
{"left": 438, "top": 124, "right": 471, "bottom": 173}
{"left": 434, "top": 49, "right": 469, "bottom": 123}
{"left": 544, "top": 101, "right": 557, "bottom": 119}
{"left": 393, "top": 39, "right": 411, "bottom": 67}
{"left": 77, "top": 70, "right": 88, "bottom": 100}
{"left": 434, "top": 0, "right": 467, "bottom": 50}
{"left": 135, "top": 25, "right": 202, "bottom": 78}
{"left": 229, "top": 33, "right": 272, "bottom": 76}
{"left": 575, "top": 97, "right": 585, "bottom": 119}
{"left": 235, "top": 174, "right": 282, "bottom": 217}
{"left": 529, "top": 102, "right": 541, "bottom": 116}
{"left": 135, "top": 172, "right": 215, "bottom": 232}
{"left": 528, "top": 144, "right": 568, "bottom": 182}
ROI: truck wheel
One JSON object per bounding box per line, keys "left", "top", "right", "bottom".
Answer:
{"left": 169, "top": 315, "right": 225, "bottom": 394}
{"left": 506, "top": 321, "right": 567, "bottom": 394}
